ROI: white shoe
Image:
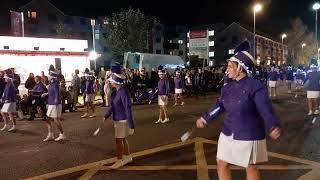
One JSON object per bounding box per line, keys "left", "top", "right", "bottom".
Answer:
{"left": 314, "top": 110, "right": 319, "bottom": 115}
{"left": 110, "top": 159, "right": 125, "bottom": 169}
{"left": 312, "top": 117, "right": 317, "bottom": 124}
{"left": 181, "top": 102, "right": 185, "bottom": 106}
{"left": 123, "top": 155, "right": 133, "bottom": 164}
{"left": 55, "top": 133, "right": 67, "bottom": 141}
{"left": 1, "top": 124, "right": 8, "bottom": 131}
{"left": 8, "top": 125, "right": 16, "bottom": 132}
{"left": 162, "top": 118, "right": 170, "bottom": 123}
{"left": 89, "top": 114, "right": 96, "bottom": 118}
{"left": 173, "top": 103, "right": 178, "bottom": 106}
{"left": 43, "top": 133, "right": 54, "bottom": 142}
{"left": 81, "top": 113, "right": 88, "bottom": 118}
{"left": 308, "top": 111, "right": 313, "bottom": 116}
{"left": 155, "top": 119, "right": 162, "bottom": 124}
{"left": 294, "top": 94, "right": 298, "bottom": 98}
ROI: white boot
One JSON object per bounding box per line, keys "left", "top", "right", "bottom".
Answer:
{"left": 308, "top": 111, "right": 313, "bottom": 116}
{"left": 8, "top": 125, "right": 16, "bottom": 132}
{"left": 1, "top": 124, "right": 8, "bottom": 131}
{"left": 81, "top": 113, "right": 88, "bottom": 118}
{"left": 55, "top": 133, "right": 67, "bottom": 141}
{"left": 162, "top": 118, "right": 170, "bottom": 123}
{"left": 89, "top": 113, "right": 96, "bottom": 118}
{"left": 43, "top": 133, "right": 54, "bottom": 142}
{"left": 181, "top": 102, "right": 185, "bottom": 106}
{"left": 314, "top": 110, "right": 319, "bottom": 115}
{"left": 155, "top": 119, "right": 162, "bottom": 124}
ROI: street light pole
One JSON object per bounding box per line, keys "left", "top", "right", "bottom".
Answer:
{"left": 313, "top": 2, "right": 320, "bottom": 63}
{"left": 253, "top": 4, "right": 262, "bottom": 61}
{"left": 302, "top": 43, "right": 306, "bottom": 64}
{"left": 281, "top": 34, "right": 287, "bottom": 64}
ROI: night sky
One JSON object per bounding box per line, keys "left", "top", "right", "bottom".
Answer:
{"left": 24, "top": 0, "right": 320, "bottom": 36}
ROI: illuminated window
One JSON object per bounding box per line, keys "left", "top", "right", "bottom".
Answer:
{"left": 209, "top": 51, "right": 214, "bottom": 57}
{"left": 178, "top": 40, "right": 183, "bottom": 44}
{"left": 27, "top": 11, "right": 37, "bottom": 19}
{"left": 209, "top": 30, "right": 214, "bottom": 36}
{"left": 187, "top": 32, "right": 190, "bottom": 38}
{"left": 228, "top": 49, "right": 234, "bottom": 54}
{"left": 187, "top": 43, "right": 189, "bottom": 47}
{"left": 209, "top": 41, "right": 214, "bottom": 47}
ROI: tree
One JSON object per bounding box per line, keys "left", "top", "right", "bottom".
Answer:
{"left": 55, "top": 21, "right": 71, "bottom": 39}
{"left": 286, "top": 18, "right": 317, "bottom": 65}
{"left": 104, "top": 8, "right": 154, "bottom": 61}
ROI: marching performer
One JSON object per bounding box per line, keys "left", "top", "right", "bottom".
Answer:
{"left": 104, "top": 71, "right": 135, "bottom": 169}
{"left": 285, "top": 65, "right": 294, "bottom": 93}
{"left": 174, "top": 70, "right": 185, "bottom": 106}
{"left": 1, "top": 70, "right": 17, "bottom": 131}
{"left": 294, "top": 69, "right": 305, "bottom": 98}
{"left": 268, "top": 66, "right": 278, "bottom": 98}
{"left": 43, "top": 65, "right": 66, "bottom": 141}
{"left": 306, "top": 60, "right": 320, "bottom": 116}
{"left": 156, "top": 70, "right": 170, "bottom": 124}
{"left": 196, "top": 41, "right": 281, "bottom": 180}
{"left": 81, "top": 68, "right": 96, "bottom": 118}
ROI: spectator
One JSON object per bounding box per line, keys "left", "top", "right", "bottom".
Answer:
{"left": 71, "top": 69, "right": 81, "bottom": 110}
{"left": 41, "top": 71, "right": 49, "bottom": 85}
{"left": 25, "top": 73, "right": 36, "bottom": 91}
{"left": 28, "top": 76, "right": 47, "bottom": 121}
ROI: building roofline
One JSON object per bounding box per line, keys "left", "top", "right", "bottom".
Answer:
{"left": 19, "top": 0, "right": 65, "bottom": 15}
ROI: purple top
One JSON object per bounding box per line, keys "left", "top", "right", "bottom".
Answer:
{"left": 223, "top": 75, "right": 232, "bottom": 85}
{"left": 285, "top": 70, "right": 294, "bottom": 80}
{"left": 268, "top": 71, "right": 278, "bottom": 81}
{"left": 158, "top": 79, "right": 170, "bottom": 96}
{"left": 295, "top": 73, "right": 305, "bottom": 81}
{"left": 47, "top": 81, "right": 61, "bottom": 105}
{"left": 174, "top": 77, "right": 183, "bottom": 89}
{"left": 2, "top": 82, "right": 16, "bottom": 103}
{"left": 104, "top": 87, "right": 135, "bottom": 129}
{"left": 86, "top": 78, "right": 95, "bottom": 94}
{"left": 306, "top": 71, "right": 320, "bottom": 91}
{"left": 201, "top": 76, "right": 281, "bottom": 141}
{"left": 32, "top": 82, "right": 47, "bottom": 97}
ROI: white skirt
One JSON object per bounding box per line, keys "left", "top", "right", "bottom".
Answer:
{"left": 307, "top": 91, "right": 320, "bottom": 99}
{"left": 46, "top": 104, "right": 62, "bottom": 118}
{"left": 268, "top": 81, "right": 277, "bottom": 88}
{"left": 158, "top": 95, "right": 168, "bottom": 106}
{"left": 114, "top": 120, "right": 129, "bottom": 139}
{"left": 1, "top": 102, "right": 16, "bottom": 113}
{"left": 217, "top": 133, "right": 268, "bottom": 168}
{"left": 175, "top": 88, "right": 183, "bottom": 94}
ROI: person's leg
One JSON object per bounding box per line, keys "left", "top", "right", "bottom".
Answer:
{"left": 180, "top": 93, "right": 185, "bottom": 105}
{"left": 115, "top": 138, "right": 124, "bottom": 160}
{"left": 217, "top": 159, "right": 231, "bottom": 180}
{"left": 53, "top": 118, "right": 64, "bottom": 134}
{"left": 8, "top": 112, "right": 16, "bottom": 126}
{"left": 174, "top": 93, "right": 178, "bottom": 105}
{"left": 123, "top": 138, "right": 130, "bottom": 156}
{"left": 308, "top": 98, "right": 313, "bottom": 114}
{"left": 1, "top": 112, "right": 9, "bottom": 130}
{"left": 102, "top": 93, "right": 106, "bottom": 107}
{"left": 246, "top": 165, "right": 260, "bottom": 180}
{"left": 43, "top": 119, "right": 54, "bottom": 141}
{"left": 40, "top": 100, "right": 47, "bottom": 120}
{"left": 268, "top": 87, "right": 272, "bottom": 97}
{"left": 163, "top": 105, "right": 169, "bottom": 120}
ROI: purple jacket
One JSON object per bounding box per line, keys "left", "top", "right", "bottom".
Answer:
{"left": 268, "top": 71, "right": 278, "bottom": 81}
{"left": 32, "top": 82, "right": 47, "bottom": 97}
{"left": 306, "top": 72, "right": 320, "bottom": 91}
{"left": 85, "top": 78, "right": 95, "bottom": 94}
{"left": 2, "top": 82, "right": 16, "bottom": 103}
{"left": 295, "top": 73, "right": 305, "bottom": 81}
{"left": 47, "top": 81, "right": 61, "bottom": 105}
{"left": 202, "top": 76, "right": 281, "bottom": 141}
{"left": 158, "top": 79, "right": 170, "bottom": 96}
{"left": 285, "top": 70, "right": 294, "bottom": 80}
{"left": 104, "top": 87, "right": 135, "bottom": 129}
{"left": 174, "top": 77, "right": 184, "bottom": 89}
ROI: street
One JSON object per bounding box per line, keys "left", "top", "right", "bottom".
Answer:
{"left": 1, "top": 85, "right": 320, "bottom": 180}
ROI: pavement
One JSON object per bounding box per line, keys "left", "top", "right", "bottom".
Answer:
{"left": 1, "top": 84, "right": 320, "bottom": 180}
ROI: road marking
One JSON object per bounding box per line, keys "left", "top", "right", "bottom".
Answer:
{"left": 24, "top": 137, "right": 320, "bottom": 180}
{"left": 195, "top": 142, "right": 209, "bottom": 180}
{"left": 297, "top": 169, "right": 320, "bottom": 180}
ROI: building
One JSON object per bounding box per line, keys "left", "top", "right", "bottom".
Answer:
{"left": 187, "top": 22, "right": 288, "bottom": 66}
{"left": 0, "top": 36, "right": 89, "bottom": 84}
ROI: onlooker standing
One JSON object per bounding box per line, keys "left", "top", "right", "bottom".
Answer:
{"left": 25, "top": 73, "right": 36, "bottom": 91}
{"left": 100, "top": 77, "right": 106, "bottom": 107}
{"left": 41, "top": 71, "right": 49, "bottom": 85}
{"left": 28, "top": 76, "right": 47, "bottom": 121}
{"left": 71, "top": 69, "right": 80, "bottom": 110}
{"left": 81, "top": 68, "right": 96, "bottom": 118}
{"left": 104, "top": 71, "right": 112, "bottom": 107}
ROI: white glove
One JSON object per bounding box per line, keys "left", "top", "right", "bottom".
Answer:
{"left": 41, "top": 93, "right": 48, "bottom": 98}
{"left": 129, "top": 129, "right": 134, "bottom": 135}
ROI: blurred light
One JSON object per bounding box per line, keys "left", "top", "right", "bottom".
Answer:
{"left": 253, "top": 4, "right": 262, "bottom": 12}
{"left": 302, "top": 43, "right": 306, "bottom": 48}
{"left": 281, "top": 34, "right": 287, "bottom": 39}
{"left": 313, "top": 2, "right": 320, "bottom": 10}
{"left": 89, "top": 51, "right": 98, "bottom": 60}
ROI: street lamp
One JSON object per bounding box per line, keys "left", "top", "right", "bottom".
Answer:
{"left": 253, "top": 3, "right": 262, "bottom": 61}
{"left": 302, "top": 43, "right": 306, "bottom": 64}
{"left": 281, "top": 34, "right": 287, "bottom": 64}
{"left": 313, "top": 2, "right": 320, "bottom": 62}
{"left": 90, "top": 19, "right": 96, "bottom": 70}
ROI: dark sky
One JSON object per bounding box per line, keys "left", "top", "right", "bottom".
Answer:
{"left": 34, "top": 0, "right": 320, "bottom": 36}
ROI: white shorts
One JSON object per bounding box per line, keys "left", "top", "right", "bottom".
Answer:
{"left": 268, "top": 81, "right": 277, "bottom": 88}
{"left": 114, "top": 120, "right": 129, "bottom": 139}
{"left": 286, "top": 80, "right": 293, "bottom": 83}
{"left": 217, "top": 133, "right": 268, "bottom": 168}
{"left": 86, "top": 94, "right": 95, "bottom": 103}
{"left": 175, "top": 88, "right": 183, "bottom": 94}
{"left": 46, "top": 104, "right": 62, "bottom": 118}
{"left": 307, "top": 91, "right": 320, "bottom": 99}
{"left": 158, "top": 95, "right": 168, "bottom": 106}
{"left": 295, "top": 80, "right": 304, "bottom": 86}
{"left": 1, "top": 102, "right": 16, "bottom": 113}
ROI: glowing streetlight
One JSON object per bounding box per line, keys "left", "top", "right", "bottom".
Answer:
{"left": 253, "top": 3, "right": 263, "bottom": 61}
{"left": 313, "top": 3, "right": 320, "bottom": 62}
{"left": 302, "top": 43, "right": 306, "bottom": 64}
{"left": 281, "top": 33, "right": 287, "bottom": 64}
{"left": 89, "top": 51, "right": 98, "bottom": 60}
{"left": 301, "top": 43, "right": 306, "bottom": 48}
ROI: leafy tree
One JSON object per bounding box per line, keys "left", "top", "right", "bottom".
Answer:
{"left": 55, "top": 21, "right": 71, "bottom": 39}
